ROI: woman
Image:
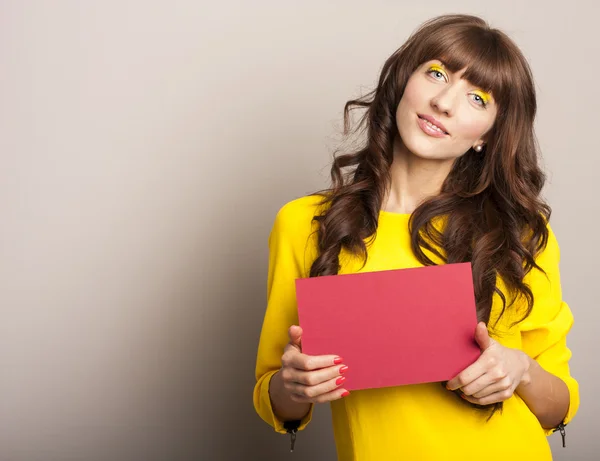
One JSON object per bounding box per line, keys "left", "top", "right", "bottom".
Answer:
{"left": 253, "top": 14, "right": 579, "bottom": 460}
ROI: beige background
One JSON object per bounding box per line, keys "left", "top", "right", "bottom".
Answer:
{"left": 1, "top": 1, "right": 597, "bottom": 460}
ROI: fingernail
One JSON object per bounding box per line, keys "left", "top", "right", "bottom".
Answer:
{"left": 341, "top": 390, "right": 350, "bottom": 397}
{"left": 336, "top": 376, "right": 346, "bottom": 386}
{"left": 339, "top": 365, "right": 349, "bottom": 374}
{"left": 460, "top": 394, "right": 467, "bottom": 399}
{"left": 446, "top": 384, "right": 452, "bottom": 390}
{"left": 333, "top": 357, "right": 344, "bottom": 365}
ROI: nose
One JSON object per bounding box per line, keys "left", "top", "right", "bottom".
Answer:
{"left": 430, "top": 86, "right": 458, "bottom": 117}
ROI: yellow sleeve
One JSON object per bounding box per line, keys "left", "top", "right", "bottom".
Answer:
{"left": 253, "top": 198, "right": 319, "bottom": 434}
{"left": 519, "top": 224, "right": 580, "bottom": 436}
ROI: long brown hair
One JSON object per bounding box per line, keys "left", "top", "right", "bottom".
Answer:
{"left": 309, "top": 14, "right": 550, "bottom": 414}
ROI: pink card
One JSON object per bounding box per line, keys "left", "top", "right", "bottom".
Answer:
{"left": 295, "top": 263, "right": 481, "bottom": 391}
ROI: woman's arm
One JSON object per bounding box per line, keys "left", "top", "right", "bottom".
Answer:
{"left": 517, "top": 225, "right": 580, "bottom": 434}
{"left": 269, "top": 369, "right": 312, "bottom": 421}
{"left": 516, "top": 356, "right": 570, "bottom": 429}
{"left": 448, "top": 224, "right": 579, "bottom": 435}
{"left": 254, "top": 198, "right": 324, "bottom": 434}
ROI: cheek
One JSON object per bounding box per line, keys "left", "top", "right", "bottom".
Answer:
{"left": 398, "top": 79, "right": 421, "bottom": 112}
{"left": 396, "top": 82, "right": 424, "bottom": 132}
{"left": 454, "top": 114, "right": 492, "bottom": 142}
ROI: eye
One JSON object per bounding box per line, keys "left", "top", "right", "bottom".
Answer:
{"left": 471, "top": 93, "right": 488, "bottom": 107}
{"left": 427, "top": 66, "right": 447, "bottom": 82}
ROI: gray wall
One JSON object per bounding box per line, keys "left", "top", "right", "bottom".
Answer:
{"left": 0, "top": 1, "right": 597, "bottom": 460}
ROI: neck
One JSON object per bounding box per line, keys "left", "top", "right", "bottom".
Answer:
{"left": 382, "top": 137, "right": 455, "bottom": 214}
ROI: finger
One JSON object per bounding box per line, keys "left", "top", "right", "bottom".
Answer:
{"left": 474, "top": 322, "right": 492, "bottom": 351}
{"left": 288, "top": 325, "right": 303, "bottom": 351}
{"left": 287, "top": 372, "right": 348, "bottom": 399}
{"left": 461, "top": 370, "right": 509, "bottom": 397}
{"left": 447, "top": 336, "right": 505, "bottom": 391}
{"left": 290, "top": 384, "right": 350, "bottom": 404}
{"left": 447, "top": 359, "right": 487, "bottom": 391}
{"left": 282, "top": 348, "right": 344, "bottom": 371}
{"left": 461, "top": 388, "right": 514, "bottom": 406}
{"left": 471, "top": 377, "right": 512, "bottom": 399}
{"left": 287, "top": 363, "right": 349, "bottom": 387}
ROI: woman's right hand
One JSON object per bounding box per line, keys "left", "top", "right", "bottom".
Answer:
{"left": 279, "top": 325, "right": 350, "bottom": 403}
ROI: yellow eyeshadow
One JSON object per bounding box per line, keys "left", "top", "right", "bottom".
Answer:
{"left": 427, "top": 64, "right": 492, "bottom": 104}
{"left": 473, "top": 90, "right": 491, "bottom": 104}
{"left": 429, "top": 65, "right": 446, "bottom": 74}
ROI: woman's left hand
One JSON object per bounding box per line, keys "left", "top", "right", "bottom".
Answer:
{"left": 446, "top": 322, "right": 532, "bottom": 405}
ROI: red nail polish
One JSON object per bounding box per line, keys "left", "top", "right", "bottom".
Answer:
{"left": 460, "top": 394, "right": 467, "bottom": 399}
{"left": 341, "top": 391, "right": 350, "bottom": 397}
{"left": 336, "top": 376, "right": 346, "bottom": 386}
{"left": 339, "top": 365, "right": 349, "bottom": 374}
{"left": 333, "top": 357, "right": 344, "bottom": 365}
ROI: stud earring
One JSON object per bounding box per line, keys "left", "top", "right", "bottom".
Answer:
{"left": 474, "top": 145, "right": 483, "bottom": 152}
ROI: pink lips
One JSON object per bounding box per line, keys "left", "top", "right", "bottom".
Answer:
{"left": 417, "top": 114, "right": 449, "bottom": 135}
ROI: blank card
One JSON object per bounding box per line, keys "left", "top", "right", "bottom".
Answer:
{"left": 295, "top": 263, "right": 481, "bottom": 391}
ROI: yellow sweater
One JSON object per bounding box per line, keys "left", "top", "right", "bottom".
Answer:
{"left": 253, "top": 195, "right": 579, "bottom": 461}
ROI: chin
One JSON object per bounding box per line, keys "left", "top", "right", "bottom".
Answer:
{"left": 397, "top": 130, "right": 463, "bottom": 162}
{"left": 397, "top": 119, "right": 459, "bottom": 161}
{"left": 401, "top": 139, "right": 448, "bottom": 161}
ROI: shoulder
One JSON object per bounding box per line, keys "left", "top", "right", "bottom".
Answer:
{"left": 533, "top": 221, "right": 561, "bottom": 268}
{"left": 271, "top": 194, "right": 328, "bottom": 235}
{"left": 268, "top": 194, "right": 327, "bottom": 276}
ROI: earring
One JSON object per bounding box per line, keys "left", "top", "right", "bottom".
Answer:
{"left": 474, "top": 145, "right": 483, "bottom": 152}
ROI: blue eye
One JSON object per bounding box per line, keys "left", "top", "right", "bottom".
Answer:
{"left": 428, "top": 69, "right": 446, "bottom": 81}
{"left": 471, "top": 94, "right": 487, "bottom": 107}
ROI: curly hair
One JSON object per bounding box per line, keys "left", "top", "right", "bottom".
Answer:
{"left": 308, "top": 14, "right": 551, "bottom": 417}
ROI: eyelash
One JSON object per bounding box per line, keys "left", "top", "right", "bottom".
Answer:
{"left": 426, "top": 68, "right": 488, "bottom": 108}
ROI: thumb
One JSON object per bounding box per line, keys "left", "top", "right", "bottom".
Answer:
{"left": 474, "top": 322, "right": 493, "bottom": 351}
{"left": 288, "top": 325, "right": 303, "bottom": 351}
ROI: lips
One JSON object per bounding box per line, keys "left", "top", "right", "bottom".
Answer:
{"left": 417, "top": 114, "right": 449, "bottom": 135}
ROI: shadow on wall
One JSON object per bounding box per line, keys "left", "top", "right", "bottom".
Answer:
{"left": 156, "top": 183, "right": 337, "bottom": 460}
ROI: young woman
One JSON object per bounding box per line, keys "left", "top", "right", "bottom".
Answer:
{"left": 253, "top": 14, "right": 579, "bottom": 460}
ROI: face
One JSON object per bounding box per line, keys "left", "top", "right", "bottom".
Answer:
{"left": 395, "top": 59, "right": 498, "bottom": 161}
